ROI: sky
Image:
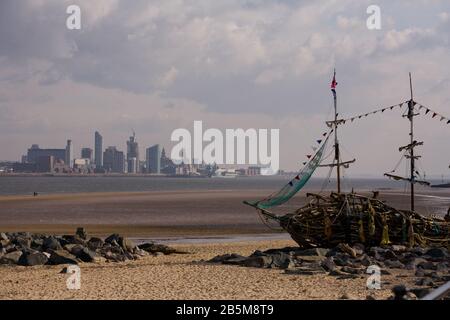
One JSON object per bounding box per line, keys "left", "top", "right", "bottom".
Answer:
{"left": 0, "top": 0, "right": 450, "bottom": 177}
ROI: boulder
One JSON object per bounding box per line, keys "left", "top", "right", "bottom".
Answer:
{"left": 341, "top": 266, "right": 364, "bottom": 275}
{"left": 61, "top": 235, "right": 85, "bottom": 245}
{"left": 297, "top": 248, "right": 329, "bottom": 257}
{"left": 243, "top": 255, "right": 272, "bottom": 268}
{"left": 18, "top": 252, "right": 48, "bottom": 266}
{"left": 75, "top": 227, "right": 88, "bottom": 240}
{"left": 12, "top": 236, "right": 32, "bottom": 249}
{"left": 321, "top": 257, "right": 336, "bottom": 272}
{"left": 105, "top": 233, "right": 121, "bottom": 244}
{"left": 425, "top": 248, "right": 447, "bottom": 259}
{"left": 405, "top": 257, "right": 428, "bottom": 270}
{"left": 417, "top": 261, "right": 436, "bottom": 270}
{"left": 410, "top": 288, "right": 431, "bottom": 299}
{"left": 75, "top": 247, "right": 97, "bottom": 263}
{"left": 43, "top": 237, "right": 63, "bottom": 251}
{"left": 87, "top": 237, "right": 104, "bottom": 251}
{"left": 415, "top": 277, "right": 434, "bottom": 287}
{"left": 138, "top": 243, "right": 184, "bottom": 255}
{"left": 270, "top": 252, "right": 295, "bottom": 269}
{"left": 0, "top": 251, "right": 23, "bottom": 264}
{"left": 0, "top": 232, "right": 8, "bottom": 241}
{"left": 119, "top": 237, "right": 136, "bottom": 252}
{"left": 384, "top": 259, "right": 405, "bottom": 269}
{"left": 49, "top": 250, "right": 78, "bottom": 265}
{"left": 209, "top": 253, "right": 245, "bottom": 263}
{"left": 64, "top": 244, "right": 85, "bottom": 256}
{"left": 383, "top": 250, "right": 398, "bottom": 260}
{"left": 391, "top": 245, "right": 407, "bottom": 253}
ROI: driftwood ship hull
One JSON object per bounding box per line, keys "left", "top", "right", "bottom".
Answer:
{"left": 267, "top": 193, "right": 450, "bottom": 249}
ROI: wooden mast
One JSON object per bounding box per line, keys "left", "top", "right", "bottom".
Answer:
{"left": 409, "top": 72, "right": 415, "bottom": 212}
{"left": 334, "top": 69, "right": 341, "bottom": 193}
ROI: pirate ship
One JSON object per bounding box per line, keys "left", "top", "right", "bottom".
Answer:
{"left": 244, "top": 71, "right": 450, "bottom": 248}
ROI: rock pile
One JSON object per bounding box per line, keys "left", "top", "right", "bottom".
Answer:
{"left": 0, "top": 228, "right": 185, "bottom": 266}
{"left": 209, "top": 243, "right": 450, "bottom": 298}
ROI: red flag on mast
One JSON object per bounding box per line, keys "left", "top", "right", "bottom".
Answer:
{"left": 331, "top": 69, "right": 337, "bottom": 98}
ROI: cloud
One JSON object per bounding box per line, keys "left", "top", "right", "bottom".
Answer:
{"left": 1, "top": 0, "right": 450, "bottom": 175}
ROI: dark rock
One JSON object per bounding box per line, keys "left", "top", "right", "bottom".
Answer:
{"left": 75, "top": 227, "right": 88, "bottom": 240}
{"left": 64, "top": 244, "right": 84, "bottom": 256}
{"left": 337, "top": 243, "right": 357, "bottom": 258}
{"left": 415, "top": 277, "right": 434, "bottom": 287}
{"left": 410, "top": 247, "right": 426, "bottom": 256}
{"left": 87, "top": 237, "right": 104, "bottom": 251}
{"left": 381, "top": 269, "right": 392, "bottom": 275}
{"left": 415, "top": 269, "right": 425, "bottom": 277}
{"left": 49, "top": 250, "right": 78, "bottom": 265}
{"left": 138, "top": 242, "right": 185, "bottom": 255}
{"left": 12, "top": 236, "right": 32, "bottom": 249}
{"left": 105, "top": 233, "right": 120, "bottom": 245}
{"left": 222, "top": 256, "right": 248, "bottom": 265}
{"left": 18, "top": 252, "right": 48, "bottom": 266}
{"left": 405, "top": 257, "right": 428, "bottom": 270}
{"left": 341, "top": 266, "right": 364, "bottom": 275}
{"left": 410, "top": 288, "right": 431, "bottom": 299}
{"left": 61, "top": 235, "right": 85, "bottom": 245}
{"left": 43, "top": 237, "right": 63, "bottom": 251}
{"left": 334, "top": 254, "right": 351, "bottom": 267}
{"left": 392, "top": 285, "right": 408, "bottom": 300}
{"left": 297, "top": 248, "right": 329, "bottom": 257}
{"left": 384, "top": 259, "right": 405, "bottom": 269}
{"left": 366, "top": 295, "right": 376, "bottom": 300}
{"left": 209, "top": 253, "right": 241, "bottom": 263}
{"left": 75, "top": 247, "right": 97, "bottom": 263}
{"left": 436, "top": 262, "right": 448, "bottom": 272}
{"left": 418, "top": 261, "right": 436, "bottom": 270}
{"left": 321, "top": 257, "right": 336, "bottom": 272}
{"left": 383, "top": 250, "right": 398, "bottom": 260}
{"left": 30, "top": 239, "right": 44, "bottom": 250}
{"left": 270, "top": 252, "right": 295, "bottom": 269}
{"left": 243, "top": 255, "right": 272, "bottom": 268}
{"left": 0, "top": 251, "right": 23, "bottom": 264}
{"left": 358, "top": 255, "right": 372, "bottom": 267}
{"left": 425, "top": 248, "right": 447, "bottom": 259}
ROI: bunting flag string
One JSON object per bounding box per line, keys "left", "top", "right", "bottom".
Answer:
{"left": 416, "top": 101, "right": 450, "bottom": 125}
{"left": 329, "top": 101, "right": 409, "bottom": 127}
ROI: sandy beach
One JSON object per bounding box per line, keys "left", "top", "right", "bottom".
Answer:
{"left": 0, "top": 239, "right": 417, "bottom": 300}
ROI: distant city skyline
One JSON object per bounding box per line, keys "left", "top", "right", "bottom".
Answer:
{"left": 1, "top": 1, "right": 450, "bottom": 177}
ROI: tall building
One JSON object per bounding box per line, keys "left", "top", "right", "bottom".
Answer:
{"left": 94, "top": 131, "right": 103, "bottom": 168}
{"left": 146, "top": 144, "right": 161, "bottom": 174}
{"left": 127, "top": 132, "right": 139, "bottom": 173}
{"left": 81, "top": 148, "right": 93, "bottom": 161}
{"left": 103, "top": 146, "right": 125, "bottom": 173}
{"left": 65, "top": 140, "right": 73, "bottom": 168}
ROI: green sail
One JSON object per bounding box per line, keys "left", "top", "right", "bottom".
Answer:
{"left": 245, "top": 135, "right": 329, "bottom": 210}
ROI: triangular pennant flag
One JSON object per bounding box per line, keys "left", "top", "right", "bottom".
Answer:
{"left": 382, "top": 109, "right": 386, "bottom": 112}
{"left": 351, "top": 118, "right": 355, "bottom": 122}
{"left": 399, "top": 103, "right": 404, "bottom": 107}
{"left": 440, "top": 116, "right": 445, "bottom": 121}
{"left": 311, "top": 146, "right": 318, "bottom": 152}
{"left": 294, "top": 175, "right": 300, "bottom": 180}
{"left": 302, "top": 162, "right": 307, "bottom": 165}
{"left": 288, "top": 181, "right": 293, "bottom": 187}
{"left": 390, "top": 106, "right": 394, "bottom": 110}
{"left": 418, "top": 105, "right": 424, "bottom": 110}
{"left": 358, "top": 115, "right": 362, "bottom": 119}
{"left": 306, "top": 155, "right": 312, "bottom": 159}
{"left": 425, "top": 109, "right": 430, "bottom": 115}
{"left": 447, "top": 120, "right": 450, "bottom": 124}
{"left": 317, "top": 140, "right": 322, "bottom": 144}
{"left": 432, "top": 113, "right": 437, "bottom": 118}
{"left": 323, "top": 132, "right": 327, "bottom": 137}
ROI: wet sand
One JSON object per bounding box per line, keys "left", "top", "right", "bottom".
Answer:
{"left": 0, "top": 239, "right": 413, "bottom": 300}
{"left": 0, "top": 189, "right": 448, "bottom": 237}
